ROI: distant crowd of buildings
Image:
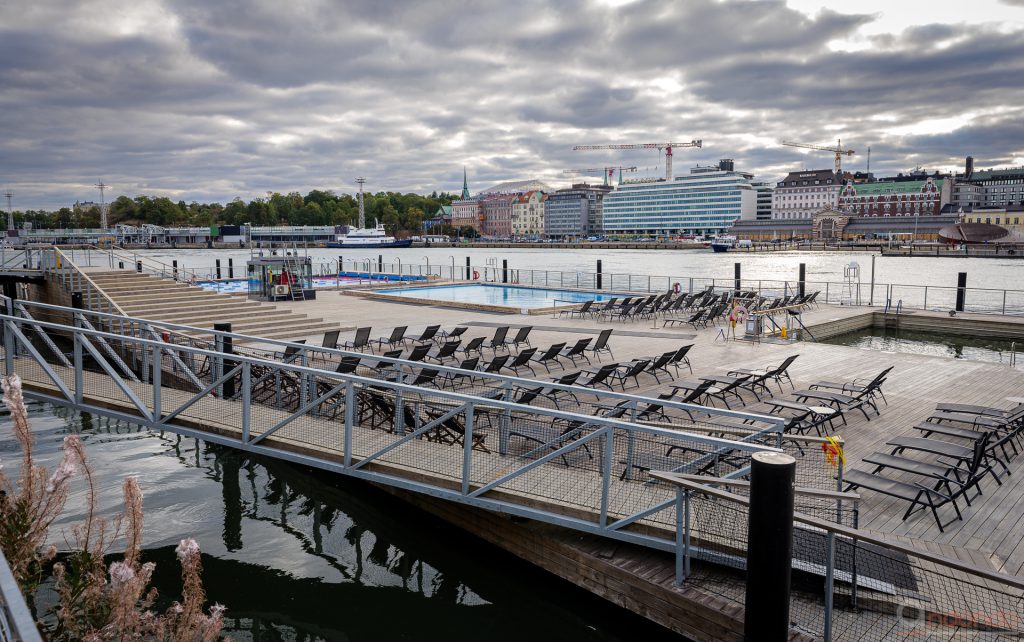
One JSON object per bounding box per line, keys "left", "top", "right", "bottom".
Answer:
{"left": 427, "top": 155, "right": 1024, "bottom": 241}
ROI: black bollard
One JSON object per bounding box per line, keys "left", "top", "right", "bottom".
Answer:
{"left": 956, "top": 272, "right": 967, "bottom": 312}
{"left": 214, "top": 322, "right": 234, "bottom": 398}
{"left": 227, "top": 258, "right": 233, "bottom": 279}
{"left": 798, "top": 263, "right": 806, "bottom": 298}
{"left": 136, "top": 260, "right": 142, "bottom": 273}
{"left": 743, "top": 452, "right": 796, "bottom": 641}
{"left": 466, "top": 257, "right": 471, "bottom": 280}
{"left": 596, "top": 259, "right": 603, "bottom": 290}
{"left": 172, "top": 260, "right": 178, "bottom": 279}
{"left": 215, "top": 259, "right": 222, "bottom": 280}
{"left": 71, "top": 291, "right": 83, "bottom": 309}
{"left": 378, "top": 254, "right": 383, "bottom": 273}
{"left": 502, "top": 259, "right": 508, "bottom": 284}
{"left": 338, "top": 256, "right": 343, "bottom": 275}
{"left": 118, "top": 261, "right": 124, "bottom": 270}
{"left": 734, "top": 262, "right": 741, "bottom": 296}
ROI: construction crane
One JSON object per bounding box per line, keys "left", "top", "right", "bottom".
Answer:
{"left": 572, "top": 140, "right": 702, "bottom": 182}
{"left": 781, "top": 139, "right": 855, "bottom": 174}
{"left": 561, "top": 166, "right": 638, "bottom": 186}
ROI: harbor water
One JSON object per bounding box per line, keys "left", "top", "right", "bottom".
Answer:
{"left": 92, "top": 247, "right": 1024, "bottom": 293}
{"left": 1, "top": 401, "right": 680, "bottom": 641}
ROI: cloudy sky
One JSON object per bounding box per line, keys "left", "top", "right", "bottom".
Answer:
{"left": 3, "top": 0, "right": 1024, "bottom": 209}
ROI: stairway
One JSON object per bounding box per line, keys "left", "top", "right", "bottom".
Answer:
{"left": 83, "top": 271, "right": 343, "bottom": 342}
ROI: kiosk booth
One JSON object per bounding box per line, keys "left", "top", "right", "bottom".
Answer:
{"left": 247, "top": 255, "right": 316, "bottom": 302}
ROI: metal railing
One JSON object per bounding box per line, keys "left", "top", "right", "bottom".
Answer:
{"left": 657, "top": 474, "right": 1024, "bottom": 642}
{"left": 0, "top": 548, "right": 43, "bottom": 642}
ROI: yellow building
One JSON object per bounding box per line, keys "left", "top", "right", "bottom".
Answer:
{"left": 511, "top": 191, "right": 546, "bottom": 238}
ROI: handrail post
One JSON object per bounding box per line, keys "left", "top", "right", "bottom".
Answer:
{"left": 241, "top": 361, "right": 251, "bottom": 444}
{"left": 73, "top": 331, "right": 83, "bottom": 403}
{"left": 461, "top": 403, "right": 475, "bottom": 495}
{"left": 600, "top": 425, "right": 613, "bottom": 527}
{"left": 343, "top": 381, "right": 355, "bottom": 466}
{"left": 151, "top": 342, "right": 161, "bottom": 421}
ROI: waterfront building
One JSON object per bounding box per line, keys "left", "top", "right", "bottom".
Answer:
{"left": 511, "top": 191, "right": 546, "bottom": 238}
{"left": 771, "top": 169, "right": 840, "bottom": 220}
{"left": 601, "top": 160, "right": 757, "bottom": 236}
{"left": 839, "top": 176, "right": 950, "bottom": 217}
{"left": 956, "top": 204, "right": 1024, "bottom": 231}
{"left": 544, "top": 183, "right": 612, "bottom": 239}
{"left": 480, "top": 193, "right": 517, "bottom": 238}
{"left": 953, "top": 156, "right": 1024, "bottom": 208}
{"left": 752, "top": 181, "right": 773, "bottom": 221}
{"left": 450, "top": 198, "right": 482, "bottom": 233}
{"left": 422, "top": 205, "right": 451, "bottom": 233}
{"left": 730, "top": 209, "right": 959, "bottom": 242}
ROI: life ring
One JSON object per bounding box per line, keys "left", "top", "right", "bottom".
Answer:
{"left": 673, "top": 282, "right": 681, "bottom": 294}
{"left": 729, "top": 305, "right": 749, "bottom": 324}
{"left": 472, "top": 270, "right": 480, "bottom": 280}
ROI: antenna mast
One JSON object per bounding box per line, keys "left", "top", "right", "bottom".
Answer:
{"left": 356, "top": 177, "right": 366, "bottom": 228}
{"left": 95, "top": 180, "right": 108, "bottom": 229}
{"left": 866, "top": 146, "right": 871, "bottom": 176}
{"left": 4, "top": 190, "right": 12, "bottom": 231}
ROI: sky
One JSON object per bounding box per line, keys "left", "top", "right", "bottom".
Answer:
{"left": 2, "top": 0, "right": 1024, "bottom": 210}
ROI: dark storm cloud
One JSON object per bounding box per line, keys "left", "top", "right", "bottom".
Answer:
{"left": 0, "top": 0, "right": 1022, "bottom": 209}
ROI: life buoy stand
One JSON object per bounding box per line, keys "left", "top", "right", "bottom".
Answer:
{"left": 729, "top": 305, "right": 749, "bottom": 325}
{"left": 673, "top": 282, "right": 681, "bottom": 294}
{"left": 472, "top": 270, "right": 480, "bottom": 280}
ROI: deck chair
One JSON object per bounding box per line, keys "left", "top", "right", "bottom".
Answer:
{"left": 405, "top": 343, "right": 432, "bottom": 363}
{"left": 609, "top": 359, "right": 650, "bottom": 390}
{"left": 340, "top": 327, "right": 372, "bottom": 352}
{"left": 422, "top": 404, "right": 490, "bottom": 452}
{"left": 587, "top": 329, "right": 614, "bottom": 362}
{"left": 427, "top": 340, "right": 462, "bottom": 364}
{"left": 581, "top": 363, "right": 619, "bottom": 390}
{"left": 728, "top": 354, "right": 799, "bottom": 394}
{"left": 545, "top": 371, "right": 582, "bottom": 405}
{"left": 436, "top": 326, "right": 468, "bottom": 345}
{"left": 510, "top": 326, "right": 533, "bottom": 350}
{"left": 458, "top": 336, "right": 485, "bottom": 356}
{"left": 809, "top": 365, "right": 893, "bottom": 405}
{"left": 403, "top": 368, "right": 440, "bottom": 388}
{"left": 642, "top": 351, "right": 677, "bottom": 384}
{"left": 505, "top": 347, "right": 538, "bottom": 376}
{"left": 440, "top": 356, "right": 480, "bottom": 389}
{"left": 509, "top": 414, "right": 595, "bottom": 464}
{"left": 485, "top": 326, "right": 511, "bottom": 353}
{"left": 372, "top": 326, "right": 408, "bottom": 353}
{"left": 479, "top": 354, "right": 510, "bottom": 376}
{"left": 560, "top": 300, "right": 594, "bottom": 318}
{"left": 531, "top": 342, "right": 566, "bottom": 373}
{"left": 321, "top": 329, "right": 341, "bottom": 350}
{"left": 794, "top": 368, "right": 890, "bottom": 419}
{"left": 561, "top": 338, "right": 593, "bottom": 366}
{"left": 673, "top": 375, "right": 750, "bottom": 409}
{"left": 407, "top": 325, "right": 441, "bottom": 346}
{"left": 371, "top": 350, "right": 404, "bottom": 381}
{"left": 864, "top": 436, "right": 993, "bottom": 508}
{"left": 667, "top": 345, "right": 694, "bottom": 376}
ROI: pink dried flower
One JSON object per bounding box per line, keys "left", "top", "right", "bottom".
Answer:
{"left": 108, "top": 560, "right": 135, "bottom": 586}
{"left": 175, "top": 538, "right": 200, "bottom": 561}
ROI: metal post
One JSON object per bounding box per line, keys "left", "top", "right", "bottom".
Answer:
{"left": 743, "top": 452, "right": 796, "bottom": 642}
{"left": 172, "top": 259, "right": 178, "bottom": 280}
{"left": 379, "top": 254, "right": 384, "bottom": 273}
{"left": 869, "top": 254, "right": 875, "bottom": 306}
{"left": 71, "top": 291, "right": 83, "bottom": 310}
{"left": 798, "top": 263, "right": 806, "bottom": 299}
{"left": 215, "top": 259, "right": 222, "bottom": 280}
{"left": 461, "top": 404, "right": 474, "bottom": 495}
{"left": 228, "top": 258, "right": 234, "bottom": 279}
{"left": 214, "top": 322, "right": 234, "bottom": 398}
{"left": 343, "top": 381, "right": 355, "bottom": 466}
{"left": 151, "top": 343, "right": 161, "bottom": 421}
{"left": 241, "top": 362, "right": 251, "bottom": 443}
{"left": 136, "top": 260, "right": 142, "bottom": 273}
{"left": 734, "top": 262, "right": 741, "bottom": 296}
{"left": 465, "top": 257, "right": 471, "bottom": 280}
{"left": 502, "top": 259, "right": 508, "bottom": 284}
{"left": 956, "top": 272, "right": 967, "bottom": 312}
{"left": 596, "top": 259, "right": 603, "bottom": 290}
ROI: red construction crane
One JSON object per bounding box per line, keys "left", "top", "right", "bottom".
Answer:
{"left": 572, "top": 140, "right": 702, "bottom": 181}
{"left": 782, "top": 139, "right": 855, "bottom": 174}
{"left": 561, "top": 166, "right": 638, "bottom": 186}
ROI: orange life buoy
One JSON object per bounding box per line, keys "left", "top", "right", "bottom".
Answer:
{"left": 472, "top": 270, "right": 480, "bottom": 280}
{"left": 673, "top": 282, "right": 681, "bottom": 294}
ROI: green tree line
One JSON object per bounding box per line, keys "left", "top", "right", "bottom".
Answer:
{"left": 12, "top": 190, "right": 458, "bottom": 237}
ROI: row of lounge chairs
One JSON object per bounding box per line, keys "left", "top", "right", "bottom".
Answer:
{"left": 844, "top": 400, "right": 1023, "bottom": 531}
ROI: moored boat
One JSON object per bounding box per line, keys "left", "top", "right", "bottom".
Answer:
{"left": 326, "top": 223, "right": 413, "bottom": 248}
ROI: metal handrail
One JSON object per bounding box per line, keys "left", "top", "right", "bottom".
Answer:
{"left": 3, "top": 295, "right": 788, "bottom": 432}
{"left": 0, "top": 547, "right": 43, "bottom": 642}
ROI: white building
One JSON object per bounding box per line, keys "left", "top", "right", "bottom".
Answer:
{"left": 771, "top": 169, "right": 841, "bottom": 219}
{"left": 601, "top": 160, "right": 758, "bottom": 236}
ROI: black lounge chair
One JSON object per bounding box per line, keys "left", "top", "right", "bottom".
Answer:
{"left": 673, "top": 375, "right": 751, "bottom": 409}
{"left": 440, "top": 356, "right": 480, "bottom": 389}
{"left": 510, "top": 326, "right": 533, "bottom": 350}
{"left": 436, "top": 326, "right": 468, "bottom": 345}
{"left": 580, "top": 363, "right": 619, "bottom": 390}
{"left": 609, "top": 359, "right": 650, "bottom": 390}
{"left": 863, "top": 436, "right": 993, "bottom": 508}
{"left": 505, "top": 348, "right": 538, "bottom": 376}
{"left": 427, "top": 340, "right": 462, "bottom": 364}
{"left": 485, "top": 326, "right": 511, "bottom": 353}
{"left": 728, "top": 354, "right": 799, "bottom": 393}
{"left": 321, "top": 329, "right": 341, "bottom": 350}
{"left": 843, "top": 469, "right": 961, "bottom": 532}
{"left": 641, "top": 351, "right": 676, "bottom": 384}
{"left": 405, "top": 343, "right": 432, "bottom": 363}
{"left": 422, "top": 405, "right": 490, "bottom": 452}
{"left": 809, "top": 365, "right": 893, "bottom": 406}
{"left": 587, "top": 329, "right": 613, "bottom": 362}
{"left": 372, "top": 326, "right": 408, "bottom": 353}
{"left": 545, "top": 372, "right": 582, "bottom": 405}
{"left": 340, "top": 327, "right": 372, "bottom": 352}
{"left": 794, "top": 368, "right": 889, "bottom": 419}
{"left": 531, "top": 342, "right": 566, "bottom": 373}
{"left": 404, "top": 368, "right": 440, "bottom": 388}
{"left": 559, "top": 300, "right": 594, "bottom": 318}
{"left": 407, "top": 325, "right": 441, "bottom": 346}
{"left": 458, "top": 336, "right": 485, "bottom": 356}
{"left": 277, "top": 340, "right": 308, "bottom": 364}
{"left": 887, "top": 434, "right": 1011, "bottom": 481}
{"left": 479, "top": 354, "right": 510, "bottom": 376}
{"left": 667, "top": 345, "right": 694, "bottom": 376}
{"left": 561, "top": 338, "right": 593, "bottom": 366}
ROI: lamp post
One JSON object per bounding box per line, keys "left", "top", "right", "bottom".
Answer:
{"left": 449, "top": 255, "right": 456, "bottom": 281}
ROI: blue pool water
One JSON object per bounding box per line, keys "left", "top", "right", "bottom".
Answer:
{"left": 375, "top": 284, "right": 613, "bottom": 308}
{"left": 196, "top": 274, "right": 421, "bottom": 293}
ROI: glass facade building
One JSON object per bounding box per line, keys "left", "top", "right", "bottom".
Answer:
{"left": 602, "top": 163, "right": 758, "bottom": 236}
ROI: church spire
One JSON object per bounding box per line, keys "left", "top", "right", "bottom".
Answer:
{"left": 461, "top": 166, "right": 470, "bottom": 199}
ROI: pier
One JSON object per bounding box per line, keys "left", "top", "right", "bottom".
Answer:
{"left": 3, "top": 246, "right": 1024, "bottom": 641}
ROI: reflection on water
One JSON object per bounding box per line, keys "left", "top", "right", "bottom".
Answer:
{"left": 822, "top": 327, "right": 1020, "bottom": 365}
{"left": 1, "top": 402, "right": 680, "bottom": 642}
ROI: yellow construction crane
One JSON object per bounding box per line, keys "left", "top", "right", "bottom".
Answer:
{"left": 561, "top": 166, "right": 638, "bottom": 186}
{"left": 781, "top": 139, "right": 855, "bottom": 174}
{"left": 573, "top": 140, "right": 702, "bottom": 181}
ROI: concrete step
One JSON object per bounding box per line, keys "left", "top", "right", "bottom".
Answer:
{"left": 146, "top": 310, "right": 298, "bottom": 326}
{"left": 183, "top": 321, "right": 339, "bottom": 342}
{"left": 113, "top": 291, "right": 224, "bottom": 305}
{"left": 120, "top": 300, "right": 269, "bottom": 316}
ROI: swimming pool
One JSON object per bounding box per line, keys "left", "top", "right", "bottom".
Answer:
{"left": 195, "top": 274, "right": 420, "bottom": 293}
{"left": 372, "top": 284, "right": 613, "bottom": 309}
{"left": 822, "top": 327, "right": 1020, "bottom": 366}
